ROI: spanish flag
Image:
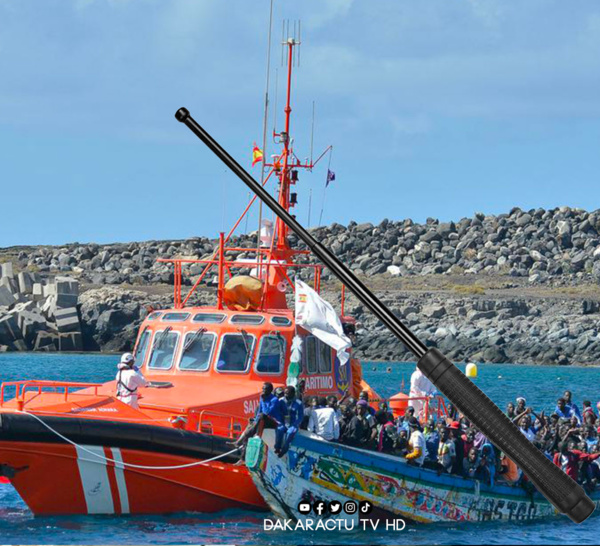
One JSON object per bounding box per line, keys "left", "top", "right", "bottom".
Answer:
{"left": 252, "top": 143, "right": 263, "bottom": 167}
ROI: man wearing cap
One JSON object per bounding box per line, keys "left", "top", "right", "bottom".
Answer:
{"left": 116, "top": 352, "right": 147, "bottom": 410}
{"left": 405, "top": 417, "right": 426, "bottom": 466}
{"left": 448, "top": 421, "right": 464, "bottom": 474}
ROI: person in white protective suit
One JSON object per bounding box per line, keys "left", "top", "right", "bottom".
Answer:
{"left": 115, "top": 352, "right": 147, "bottom": 409}
{"left": 409, "top": 367, "right": 437, "bottom": 420}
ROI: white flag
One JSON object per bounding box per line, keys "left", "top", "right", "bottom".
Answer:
{"left": 295, "top": 279, "right": 351, "bottom": 365}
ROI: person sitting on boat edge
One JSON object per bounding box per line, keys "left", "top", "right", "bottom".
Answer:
{"left": 404, "top": 418, "right": 426, "bottom": 466}
{"left": 275, "top": 386, "right": 304, "bottom": 457}
{"left": 115, "top": 352, "right": 147, "bottom": 410}
{"left": 308, "top": 396, "right": 340, "bottom": 442}
{"left": 234, "top": 382, "right": 287, "bottom": 451}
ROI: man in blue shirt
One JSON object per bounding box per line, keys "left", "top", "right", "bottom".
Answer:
{"left": 555, "top": 397, "right": 581, "bottom": 424}
{"left": 275, "top": 386, "right": 304, "bottom": 457}
{"left": 255, "top": 382, "right": 286, "bottom": 425}
{"left": 563, "top": 390, "right": 582, "bottom": 423}
{"left": 235, "top": 383, "right": 287, "bottom": 453}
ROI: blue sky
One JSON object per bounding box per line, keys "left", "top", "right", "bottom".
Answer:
{"left": 1, "top": 0, "right": 599, "bottom": 246}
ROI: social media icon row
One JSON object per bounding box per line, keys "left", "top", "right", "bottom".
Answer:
{"left": 297, "top": 500, "right": 372, "bottom": 516}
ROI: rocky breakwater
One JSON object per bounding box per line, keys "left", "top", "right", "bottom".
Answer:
{"left": 296, "top": 206, "right": 600, "bottom": 284}
{"left": 7, "top": 206, "right": 600, "bottom": 287}
{"left": 0, "top": 262, "right": 81, "bottom": 351}
{"left": 339, "top": 292, "right": 600, "bottom": 365}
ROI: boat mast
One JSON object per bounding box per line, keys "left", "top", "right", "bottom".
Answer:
{"left": 274, "top": 37, "right": 297, "bottom": 251}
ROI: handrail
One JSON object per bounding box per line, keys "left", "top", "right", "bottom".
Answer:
{"left": 390, "top": 394, "right": 448, "bottom": 423}
{"left": 0, "top": 380, "right": 103, "bottom": 408}
{"left": 189, "top": 408, "right": 249, "bottom": 439}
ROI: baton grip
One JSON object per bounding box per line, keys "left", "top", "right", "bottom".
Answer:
{"left": 419, "top": 348, "right": 595, "bottom": 523}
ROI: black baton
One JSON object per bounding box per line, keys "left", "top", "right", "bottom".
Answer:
{"left": 175, "top": 107, "right": 595, "bottom": 523}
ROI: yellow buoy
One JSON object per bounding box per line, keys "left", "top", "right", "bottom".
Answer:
{"left": 465, "top": 362, "right": 478, "bottom": 378}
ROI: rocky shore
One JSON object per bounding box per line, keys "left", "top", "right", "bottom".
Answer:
{"left": 1, "top": 205, "right": 599, "bottom": 365}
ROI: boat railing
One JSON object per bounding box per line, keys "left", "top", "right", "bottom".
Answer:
{"left": 157, "top": 236, "right": 322, "bottom": 310}
{"left": 0, "top": 380, "right": 103, "bottom": 410}
{"left": 188, "top": 408, "right": 248, "bottom": 440}
{"left": 392, "top": 394, "right": 449, "bottom": 423}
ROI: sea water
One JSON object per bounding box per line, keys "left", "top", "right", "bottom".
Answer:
{"left": 0, "top": 353, "right": 598, "bottom": 545}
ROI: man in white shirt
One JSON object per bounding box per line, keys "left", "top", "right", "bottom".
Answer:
{"left": 308, "top": 396, "right": 340, "bottom": 441}
{"left": 409, "top": 368, "right": 437, "bottom": 420}
{"left": 115, "top": 353, "right": 147, "bottom": 410}
{"left": 405, "top": 418, "right": 426, "bottom": 466}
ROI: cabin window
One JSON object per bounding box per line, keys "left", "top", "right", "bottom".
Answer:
{"left": 179, "top": 330, "right": 216, "bottom": 371}
{"left": 318, "top": 340, "right": 333, "bottom": 373}
{"left": 302, "top": 336, "right": 318, "bottom": 374}
{"left": 230, "top": 314, "right": 265, "bottom": 325}
{"left": 148, "top": 330, "right": 179, "bottom": 370}
{"left": 146, "top": 311, "right": 162, "bottom": 321}
{"left": 256, "top": 335, "right": 286, "bottom": 375}
{"left": 216, "top": 333, "right": 255, "bottom": 373}
{"left": 162, "top": 312, "right": 190, "bottom": 322}
{"left": 271, "top": 316, "right": 292, "bottom": 327}
{"left": 193, "top": 313, "right": 226, "bottom": 324}
{"left": 134, "top": 329, "right": 151, "bottom": 367}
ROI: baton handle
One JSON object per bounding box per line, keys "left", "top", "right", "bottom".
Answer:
{"left": 175, "top": 107, "right": 595, "bottom": 523}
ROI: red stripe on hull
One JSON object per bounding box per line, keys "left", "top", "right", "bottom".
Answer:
{"left": 0, "top": 441, "right": 266, "bottom": 515}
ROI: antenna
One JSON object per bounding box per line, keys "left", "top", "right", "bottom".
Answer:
{"left": 298, "top": 20, "right": 302, "bottom": 67}
{"left": 272, "top": 69, "right": 279, "bottom": 138}
{"left": 310, "top": 101, "right": 315, "bottom": 167}
{"left": 281, "top": 19, "right": 302, "bottom": 67}
{"left": 280, "top": 20, "right": 285, "bottom": 66}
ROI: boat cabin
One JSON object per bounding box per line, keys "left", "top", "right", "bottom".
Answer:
{"left": 127, "top": 305, "right": 354, "bottom": 426}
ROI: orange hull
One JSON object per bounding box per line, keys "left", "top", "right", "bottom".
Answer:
{"left": 0, "top": 440, "right": 266, "bottom": 515}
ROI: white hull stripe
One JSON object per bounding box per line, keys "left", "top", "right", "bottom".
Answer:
{"left": 110, "top": 448, "right": 130, "bottom": 514}
{"left": 75, "top": 445, "right": 115, "bottom": 514}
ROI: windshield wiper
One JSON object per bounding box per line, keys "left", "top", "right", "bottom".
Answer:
{"left": 154, "top": 326, "right": 173, "bottom": 349}
{"left": 275, "top": 331, "right": 285, "bottom": 368}
{"left": 238, "top": 329, "right": 252, "bottom": 367}
{"left": 183, "top": 328, "right": 206, "bottom": 353}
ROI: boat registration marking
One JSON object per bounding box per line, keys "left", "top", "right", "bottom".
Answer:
{"left": 75, "top": 445, "right": 115, "bottom": 515}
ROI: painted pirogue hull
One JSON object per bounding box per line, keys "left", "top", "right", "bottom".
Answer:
{"left": 246, "top": 431, "right": 600, "bottom": 524}
{"left": 0, "top": 413, "right": 266, "bottom": 515}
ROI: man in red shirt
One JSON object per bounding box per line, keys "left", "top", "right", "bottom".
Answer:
{"left": 553, "top": 439, "right": 600, "bottom": 481}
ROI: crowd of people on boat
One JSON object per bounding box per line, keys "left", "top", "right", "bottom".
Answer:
{"left": 239, "top": 381, "right": 600, "bottom": 493}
